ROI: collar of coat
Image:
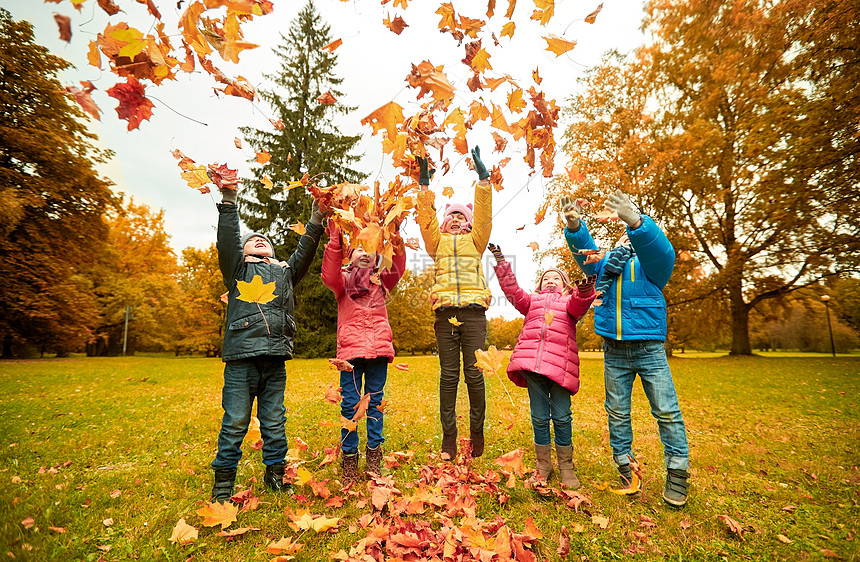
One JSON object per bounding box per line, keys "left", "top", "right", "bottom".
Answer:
{"left": 244, "top": 254, "right": 289, "bottom": 268}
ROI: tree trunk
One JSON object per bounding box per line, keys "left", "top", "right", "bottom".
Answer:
{"left": 2, "top": 335, "right": 12, "bottom": 359}
{"left": 728, "top": 274, "right": 753, "bottom": 355}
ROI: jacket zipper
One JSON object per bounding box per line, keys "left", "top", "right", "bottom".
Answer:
{"left": 616, "top": 266, "right": 623, "bottom": 340}
{"left": 535, "top": 291, "right": 550, "bottom": 371}
{"left": 453, "top": 234, "right": 461, "bottom": 306}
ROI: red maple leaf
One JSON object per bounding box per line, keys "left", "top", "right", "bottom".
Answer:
{"left": 106, "top": 77, "right": 154, "bottom": 131}
{"left": 207, "top": 163, "right": 240, "bottom": 190}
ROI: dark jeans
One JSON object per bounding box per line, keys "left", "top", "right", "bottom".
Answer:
{"left": 212, "top": 356, "right": 288, "bottom": 470}
{"left": 434, "top": 306, "right": 487, "bottom": 436}
{"left": 340, "top": 357, "right": 388, "bottom": 455}
{"left": 522, "top": 371, "right": 573, "bottom": 446}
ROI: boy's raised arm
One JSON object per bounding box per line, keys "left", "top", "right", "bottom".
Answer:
{"left": 287, "top": 202, "right": 324, "bottom": 288}
{"left": 216, "top": 199, "right": 244, "bottom": 289}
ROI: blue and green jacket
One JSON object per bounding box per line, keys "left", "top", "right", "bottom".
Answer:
{"left": 565, "top": 216, "right": 674, "bottom": 342}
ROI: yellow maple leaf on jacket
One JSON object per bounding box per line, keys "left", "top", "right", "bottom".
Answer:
{"left": 236, "top": 275, "right": 277, "bottom": 304}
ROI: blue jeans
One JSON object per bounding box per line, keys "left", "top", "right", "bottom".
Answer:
{"left": 523, "top": 371, "right": 573, "bottom": 447}
{"left": 340, "top": 357, "right": 388, "bottom": 455}
{"left": 602, "top": 339, "right": 689, "bottom": 470}
{"left": 212, "top": 356, "right": 288, "bottom": 469}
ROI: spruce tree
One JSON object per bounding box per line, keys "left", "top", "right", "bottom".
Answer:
{"left": 238, "top": 0, "right": 365, "bottom": 357}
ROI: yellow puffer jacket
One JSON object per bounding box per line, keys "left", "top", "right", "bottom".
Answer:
{"left": 416, "top": 180, "right": 492, "bottom": 310}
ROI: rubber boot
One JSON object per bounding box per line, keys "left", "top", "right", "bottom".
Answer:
{"left": 529, "top": 443, "right": 554, "bottom": 484}
{"left": 264, "top": 462, "right": 293, "bottom": 495}
{"left": 441, "top": 432, "right": 457, "bottom": 460}
{"left": 211, "top": 468, "right": 236, "bottom": 503}
{"left": 341, "top": 452, "right": 359, "bottom": 483}
{"left": 366, "top": 445, "right": 383, "bottom": 477}
{"left": 555, "top": 444, "right": 581, "bottom": 489}
{"left": 470, "top": 431, "right": 484, "bottom": 458}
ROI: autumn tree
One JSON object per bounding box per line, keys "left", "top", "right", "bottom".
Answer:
{"left": 0, "top": 10, "right": 115, "bottom": 357}
{"left": 88, "top": 198, "right": 182, "bottom": 356}
{"left": 553, "top": 0, "right": 860, "bottom": 355}
{"left": 236, "top": 0, "right": 365, "bottom": 357}
{"left": 486, "top": 317, "right": 524, "bottom": 350}
{"left": 177, "top": 244, "right": 226, "bottom": 357}
{"left": 387, "top": 268, "right": 437, "bottom": 355}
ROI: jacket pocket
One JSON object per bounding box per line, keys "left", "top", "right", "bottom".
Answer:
{"left": 629, "top": 296, "right": 663, "bottom": 330}
{"left": 229, "top": 314, "right": 266, "bottom": 331}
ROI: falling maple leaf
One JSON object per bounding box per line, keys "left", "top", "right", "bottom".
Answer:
{"left": 245, "top": 416, "right": 261, "bottom": 443}
{"left": 270, "top": 118, "right": 285, "bottom": 129}
{"left": 383, "top": 14, "right": 409, "bottom": 34}
{"left": 233, "top": 137, "right": 242, "bottom": 149}
{"left": 207, "top": 163, "right": 239, "bottom": 190}
{"left": 195, "top": 501, "right": 238, "bottom": 529}
{"left": 181, "top": 165, "right": 212, "bottom": 193}
{"left": 236, "top": 275, "right": 277, "bottom": 305}
{"left": 340, "top": 415, "right": 358, "bottom": 432}
{"left": 65, "top": 81, "right": 101, "bottom": 121}
{"left": 288, "top": 222, "right": 306, "bottom": 236}
{"left": 256, "top": 150, "right": 271, "bottom": 163}
{"left": 323, "top": 383, "right": 342, "bottom": 404}
{"left": 448, "top": 316, "right": 463, "bottom": 327}
{"left": 495, "top": 449, "right": 525, "bottom": 476}
{"left": 260, "top": 175, "right": 273, "bottom": 190}
{"left": 169, "top": 518, "right": 198, "bottom": 545}
{"left": 329, "top": 358, "right": 353, "bottom": 372}
{"left": 534, "top": 200, "right": 550, "bottom": 224}
{"left": 543, "top": 35, "right": 577, "bottom": 56}
{"left": 317, "top": 91, "right": 337, "bottom": 105}
{"left": 566, "top": 165, "right": 585, "bottom": 183}
{"left": 533, "top": 67, "right": 543, "bottom": 85}
{"left": 352, "top": 393, "right": 371, "bottom": 422}
{"left": 97, "top": 0, "right": 121, "bottom": 16}
{"left": 321, "top": 38, "right": 342, "bottom": 52}
{"left": 442, "top": 186, "right": 455, "bottom": 197}
{"left": 361, "top": 101, "right": 404, "bottom": 140}
{"left": 594, "top": 209, "right": 619, "bottom": 222}
{"left": 527, "top": 241, "right": 539, "bottom": 252}
{"left": 54, "top": 14, "right": 72, "bottom": 42}
{"left": 106, "top": 76, "right": 154, "bottom": 130}
{"left": 584, "top": 3, "right": 604, "bottom": 24}
{"left": 500, "top": 21, "right": 515, "bottom": 38}
{"left": 475, "top": 346, "right": 505, "bottom": 375}
{"left": 404, "top": 238, "right": 420, "bottom": 250}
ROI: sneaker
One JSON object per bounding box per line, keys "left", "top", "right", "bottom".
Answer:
{"left": 663, "top": 469, "right": 690, "bottom": 506}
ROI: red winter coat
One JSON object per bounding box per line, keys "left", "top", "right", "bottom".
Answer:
{"left": 321, "top": 234, "right": 406, "bottom": 362}
{"left": 494, "top": 260, "right": 596, "bottom": 394}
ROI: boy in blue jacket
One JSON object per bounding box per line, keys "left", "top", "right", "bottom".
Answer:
{"left": 211, "top": 186, "right": 324, "bottom": 502}
{"left": 561, "top": 190, "right": 690, "bottom": 506}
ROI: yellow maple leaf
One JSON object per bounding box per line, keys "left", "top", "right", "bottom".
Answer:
{"left": 361, "top": 101, "right": 404, "bottom": 140}
{"left": 110, "top": 27, "right": 146, "bottom": 58}
{"left": 195, "top": 501, "right": 238, "bottom": 529}
{"left": 544, "top": 34, "right": 577, "bottom": 56}
{"left": 340, "top": 415, "right": 358, "bottom": 432}
{"left": 169, "top": 518, "right": 198, "bottom": 544}
{"left": 475, "top": 345, "right": 505, "bottom": 375}
{"left": 311, "top": 515, "right": 340, "bottom": 533}
{"left": 442, "top": 186, "right": 454, "bottom": 197}
{"left": 436, "top": 2, "right": 456, "bottom": 30}
{"left": 288, "top": 222, "right": 306, "bottom": 236}
{"left": 448, "top": 316, "right": 463, "bottom": 327}
{"left": 236, "top": 275, "right": 277, "bottom": 304}
{"left": 470, "top": 48, "right": 493, "bottom": 73}
{"left": 87, "top": 40, "right": 102, "bottom": 69}
{"left": 507, "top": 88, "right": 527, "bottom": 113}
{"left": 181, "top": 165, "right": 212, "bottom": 192}
{"left": 294, "top": 467, "right": 313, "bottom": 486}
{"left": 544, "top": 311, "right": 554, "bottom": 326}
{"left": 245, "top": 416, "right": 261, "bottom": 443}
{"left": 500, "top": 21, "right": 516, "bottom": 39}
{"left": 260, "top": 175, "right": 273, "bottom": 190}
{"left": 527, "top": 241, "right": 540, "bottom": 252}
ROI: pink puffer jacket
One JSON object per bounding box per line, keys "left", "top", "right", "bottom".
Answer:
{"left": 321, "top": 236, "right": 406, "bottom": 362}
{"left": 495, "top": 260, "right": 596, "bottom": 394}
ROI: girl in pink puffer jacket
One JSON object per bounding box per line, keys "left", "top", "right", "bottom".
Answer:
{"left": 489, "top": 243, "right": 596, "bottom": 489}
{"left": 321, "top": 220, "right": 406, "bottom": 482}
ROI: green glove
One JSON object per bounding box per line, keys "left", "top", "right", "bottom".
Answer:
{"left": 488, "top": 242, "right": 505, "bottom": 263}
{"left": 416, "top": 156, "right": 434, "bottom": 186}
{"left": 471, "top": 146, "right": 489, "bottom": 180}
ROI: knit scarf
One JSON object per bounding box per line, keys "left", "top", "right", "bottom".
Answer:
{"left": 244, "top": 255, "right": 288, "bottom": 268}
{"left": 596, "top": 245, "right": 633, "bottom": 296}
{"left": 345, "top": 266, "right": 373, "bottom": 298}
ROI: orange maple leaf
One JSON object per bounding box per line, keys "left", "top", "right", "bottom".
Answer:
{"left": 383, "top": 14, "right": 409, "bottom": 34}
{"left": 448, "top": 316, "right": 463, "bottom": 327}
{"left": 470, "top": 48, "right": 493, "bottom": 73}
{"left": 352, "top": 393, "right": 372, "bottom": 422}
{"left": 321, "top": 38, "right": 342, "bottom": 52}
{"left": 527, "top": 241, "right": 539, "bottom": 252}
{"left": 316, "top": 91, "right": 337, "bottom": 105}
{"left": 585, "top": 3, "right": 604, "bottom": 24}
{"left": 495, "top": 449, "right": 525, "bottom": 476}
{"left": 475, "top": 346, "right": 505, "bottom": 375}
{"left": 169, "top": 518, "right": 198, "bottom": 544}
{"left": 500, "top": 21, "right": 515, "bottom": 39}
{"left": 266, "top": 536, "right": 305, "bottom": 555}
{"left": 256, "top": 150, "right": 271, "bottom": 163}
{"left": 329, "top": 358, "right": 353, "bottom": 372}
{"left": 442, "top": 186, "right": 455, "bottom": 197}
{"left": 288, "top": 222, "right": 306, "bottom": 236}
{"left": 106, "top": 76, "right": 154, "bottom": 131}
{"left": 544, "top": 35, "right": 577, "bottom": 56}
{"left": 195, "top": 501, "right": 238, "bottom": 529}
{"left": 362, "top": 101, "right": 404, "bottom": 140}
{"left": 507, "top": 88, "right": 526, "bottom": 113}
{"left": 323, "top": 383, "right": 342, "bottom": 404}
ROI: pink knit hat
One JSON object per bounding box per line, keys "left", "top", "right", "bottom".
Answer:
{"left": 440, "top": 203, "right": 473, "bottom": 233}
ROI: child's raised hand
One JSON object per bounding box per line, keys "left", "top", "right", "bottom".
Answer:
{"left": 219, "top": 187, "right": 238, "bottom": 204}
{"left": 574, "top": 274, "right": 597, "bottom": 295}
{"left": 560, "top": 196, "right": 582, "bottom": 231}
{"left": 488, "top": 242, "right": 505, "bottom": 263}
{"left": 471, "top": 146, "right": 490, "bottom": 181}
{"left": 309, "top": 200, "right": 325, "bottom": 225}
{"left": 416, "top": 156, "right": 434, "bottom": 187}
{"left": 605, "top": 189, "right": 641, "bottom": 228}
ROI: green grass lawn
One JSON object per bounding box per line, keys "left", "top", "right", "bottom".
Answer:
{"left": 0, "top": 354, "right": 857, "bottom": 560}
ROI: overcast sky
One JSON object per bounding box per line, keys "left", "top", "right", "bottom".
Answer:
{"left": 8, "top": 0, "right": 645, "bottom": 318}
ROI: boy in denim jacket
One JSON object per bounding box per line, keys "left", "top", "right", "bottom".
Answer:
{"left": 210, "top": 186, "right": 323, "bottom": 502}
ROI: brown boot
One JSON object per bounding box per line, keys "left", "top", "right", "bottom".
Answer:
{"left": 441, "top": 432, "right": 457, "bottom": 460}
{"left": 365, "top": 445, "right": 383, "bottom": 477}
{"left": 341, "top": 452, "right": 359, "bottom": 483}
{"left": 469, "top": 431, "right": 484, "bottom": 458}
{"left": 556, "top": 444, "right": 581, "bottom": 489}
{"left": 529, "top": 443, "right": 554, "bottom": 484}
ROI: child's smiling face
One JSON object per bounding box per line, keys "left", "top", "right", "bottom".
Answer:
{"left": 243, "top": 235, "right": 273, "bottom": 257}
{"left": 540, "top": 270, "right": 564, "bottom": 292}
{"left": 350, "top": 247, "right": 377, "bottom": 268}
{"left": 443, "top": 211, "right": 467, "bottom": 234}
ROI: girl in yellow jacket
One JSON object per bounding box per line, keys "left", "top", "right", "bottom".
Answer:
{"left": 416, "top": 147, "right": 493, "bottom": 460}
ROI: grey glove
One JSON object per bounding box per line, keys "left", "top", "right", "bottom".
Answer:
{"left": 560, "top": 195, "right": 582, "bottom": 231}
{"left": 471, "top": 146, "right": 489, "bottom": 180}
{"left": 309, "top": 200, "right": 324, "bottom": 226}
{"left": 605, "top": 189, "right": 641, "bottom": 228}
{"left": 219, "top": 187, "right": 238, "bottom": 204}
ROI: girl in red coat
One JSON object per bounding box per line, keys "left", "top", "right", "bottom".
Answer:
{"left": 321, "top": 220, "right": 406, "bottom": 482}
{"left": 489, "top": 243, "right": 596, "bottom": 488}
